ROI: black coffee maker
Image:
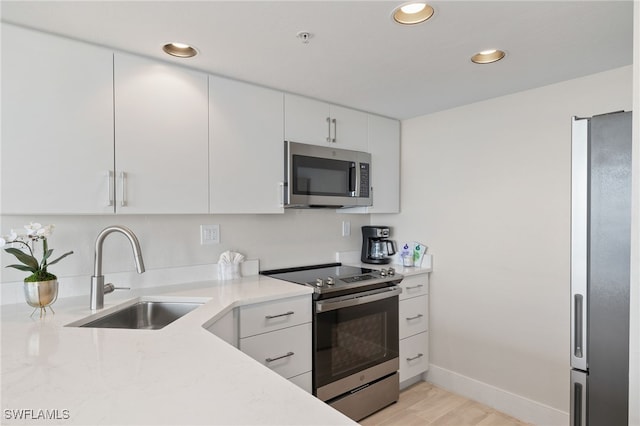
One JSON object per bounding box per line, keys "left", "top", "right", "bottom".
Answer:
{"left": 361, "top": 226, "right": 397, "bottom": 264}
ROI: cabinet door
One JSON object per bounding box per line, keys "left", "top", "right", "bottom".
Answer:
{"left": 399, "top": 295, "right": 428, "bottom": 339}
{"left": 239, "top": 295, "right": 312, "bottom": 338}
{"left": 114, "top": 53, "right": 208, "bottom": 214}
{"left": 343, "top": 114, "right": 400, "bottom": 214}
{"left": 239, "top": 322, "right": 312, "bottom": 379}
{"left": 367, "top": 115, "right": 400, "bottom": 213}
{"left": 399, "top": 275, "right": 429, "bottom": 301}
{"left": 399, "top": 332, "right": 429, "bottom": 382}
{"left": 330, "top": 105, "right": 368, "bottom": 151}
{"left": 284, "top": 94, "right": 331, "bottom": 146}
{"left": 1, "top": 24, "right": 114, "bottom": 214}
{"left": 209, "top": 75, "right": 284, "bottom": 213}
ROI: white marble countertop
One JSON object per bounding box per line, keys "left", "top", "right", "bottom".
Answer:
{"left": 1, "top": 275, "right": 356, "bottom": 425}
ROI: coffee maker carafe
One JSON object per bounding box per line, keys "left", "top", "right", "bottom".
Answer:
{"left": 361, "top": 226, "right": 397, "bottom": 264}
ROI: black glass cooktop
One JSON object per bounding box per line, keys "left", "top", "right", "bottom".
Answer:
{"left": 261, "top": 263, "right": 402, "bottom": 297}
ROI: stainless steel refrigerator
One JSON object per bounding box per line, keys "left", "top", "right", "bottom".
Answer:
{"left": 570, "top": 111, "right": 632, "bottom": 426}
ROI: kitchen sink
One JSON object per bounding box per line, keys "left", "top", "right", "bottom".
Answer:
{"left": 71, "top": 299, "right": 204, "bottom": 330}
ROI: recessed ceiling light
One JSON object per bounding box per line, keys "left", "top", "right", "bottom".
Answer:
{"left": 471, "top": 49, "right": 506, "bottom": 64}
{"left": 162, "top": 42, "right": 198, "bottom": 58}
{"left": 392, "top": 2, "right": 434, "bottom": 25}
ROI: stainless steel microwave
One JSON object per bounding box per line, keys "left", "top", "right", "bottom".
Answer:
{"left": 284, "top": 141, "right": 372, "bottom": 208}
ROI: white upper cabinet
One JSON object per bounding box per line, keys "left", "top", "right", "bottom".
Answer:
{"left": 284, "top": 94, "right": 368, "bottom": 151}
{"left": 209, "top": 76, "right": 284, "bottom": 214}
{"left": 1, "top": 24, "right": 114, "bottom": 214}
{"left": 114, "top": 53, "right": 209, "bottom": 214}
{"left": 345, "top": 115, "right": 400, "bottom": 214}
{"left": 366, "top": 115, "right": 400, "bottom": 213}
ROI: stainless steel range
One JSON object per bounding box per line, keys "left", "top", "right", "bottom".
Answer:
{"left": 261, "top": 263, "right": 403, "bottom": 421}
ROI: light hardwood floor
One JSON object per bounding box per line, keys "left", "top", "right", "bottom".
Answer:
{"left": 359, "top": 381, "right": 529, "bottom": 426}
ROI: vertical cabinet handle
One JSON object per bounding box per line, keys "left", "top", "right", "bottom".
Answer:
{"left": 106, "top": 170, "right": 114, "bottom": 206}
{"left": 279, "top": 182, "right": 285, "bottom": 207}
{"left": 326, "top": 117, "right": 332, "bottom": 143}
{"left": 331, "top": 118, "right": 337, "bottom": 143}
{"left": 119, "top": 171, "right": 127, "bottom": 207}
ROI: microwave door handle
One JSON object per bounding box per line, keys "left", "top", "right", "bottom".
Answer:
{"left": 349, "top": 162, "right": 357, "bottom": 197}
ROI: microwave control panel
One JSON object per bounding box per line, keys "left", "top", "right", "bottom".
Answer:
{"left": 360, "top": 163, "right": 370, "bottom": 197}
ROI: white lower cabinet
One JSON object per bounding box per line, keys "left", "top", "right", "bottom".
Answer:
{"left": 398, "top": 274, "right": 430, "bottom": 384}
{"left": 399, "top": 332, "right": 429, "bottom": 382}
{"left": 238, "top": 295, "right": 312, "bottom": 392}
{"left": 204, "top": 309, "right": 238, "bottom": 348}
{"left": 239, "top": 323, "right": 312, "bottom": 382}
{"left": 288, "top": 371, "right": 313, "bottom": 394}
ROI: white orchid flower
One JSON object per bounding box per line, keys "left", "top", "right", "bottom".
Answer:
{"left": 44, "top": 224, "right": 55, "bottom": 236}
{"left": 8, "top": 230, "right": 18, "bottom": 241}
{"left": 24, "top": 222, "right": 42, "bottom": 236}
{"left": 0, "top": 237, "right": 5, "bottom": 247}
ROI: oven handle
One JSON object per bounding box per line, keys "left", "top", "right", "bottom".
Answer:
{"left": 315, "top": 286, "right": 402, "bottom": 313}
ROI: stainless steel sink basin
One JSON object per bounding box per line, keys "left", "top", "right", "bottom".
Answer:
{"left": 77, "top": 300, "right": 203, "bottom": 330}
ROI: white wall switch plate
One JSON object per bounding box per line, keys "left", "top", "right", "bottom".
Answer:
{"left": 201, "top": 224, "right": 220, "bottom": 245}
{"left": 342, "top": 221, "right": 351, "bottom": 237}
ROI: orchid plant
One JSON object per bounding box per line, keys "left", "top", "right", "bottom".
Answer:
{"left": 1, "top": 223, "right": 74, "bottom": 282}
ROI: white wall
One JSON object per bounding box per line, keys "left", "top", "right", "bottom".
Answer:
{"left": 0, "top": 212, "right": 369, "bottom": 297}
{"left": 375, "top": 65, "right": 633, "bottom": 421}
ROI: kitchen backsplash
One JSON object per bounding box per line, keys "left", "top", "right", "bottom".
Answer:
{"left": 0, "top": 211, "right": 369, "bottom": 304}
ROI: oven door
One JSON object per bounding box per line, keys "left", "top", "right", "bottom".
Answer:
{"left": 314, "top": 286, "right": 400, "bottom": 401}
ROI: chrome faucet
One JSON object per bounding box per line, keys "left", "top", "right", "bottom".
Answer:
{"left": 90, "top": 225, "right": 145, "bottom": 310}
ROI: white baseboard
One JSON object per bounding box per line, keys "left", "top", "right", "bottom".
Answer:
{"left": 426, "top": 364, "right": 569, "bottom": 426}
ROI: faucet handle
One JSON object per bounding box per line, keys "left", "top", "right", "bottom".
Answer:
{"left": 103, "top": 283, "right": 131, "bottom": 294}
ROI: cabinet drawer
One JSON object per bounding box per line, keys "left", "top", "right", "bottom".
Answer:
{"left": 399, "top": 295, "right": 428, "bottom": 339}
{"left": 239, "top": 295, "right": 311, "bottom": 338}
{"left": 240, "top": 322, "right": 312, "bottom": 380}
{"left": 399, "top": 275, "right": 428, "bottom": 300}
{"left": 399, "top": 332, "right": 429, "bottom": 382}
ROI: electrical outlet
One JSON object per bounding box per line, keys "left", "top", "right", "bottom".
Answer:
{"left": 342, "top": 221, "right": 351, "bottom": 237}
{"left": 200, "top": 224, "right": 220, "bottom": 245}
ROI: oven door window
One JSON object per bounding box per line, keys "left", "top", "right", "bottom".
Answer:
{"left": 314, "top": 296, "right": 399, "bottom": 388}
{"left": 292, "top": 155, "right": 355, "bottom": 197}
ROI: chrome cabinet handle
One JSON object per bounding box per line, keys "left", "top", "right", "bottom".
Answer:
{"left": 331, "top": 118, "right": 336, "bottom": 143}
{"left": 106, "top": 170, "right": 114, "bottom": 206}
{"left": 406, "top": 353, "right": 424, "bottom": 362}
{"left": 119, "top": 171, "right": 127, "bottom": 207}
{"left": 406, "top": 314, "right": 424, "bottom": 321}
{"left": 406, "top": 284, "right": 424, "bottom": 290}
{"left": 278, "top": 182, "right": 285, "bottom": 207}
{"left": 265, "top": 311, "right": 294, "bottom": 319}
{"left": 326, "top": 117, "right": 331, "bottom": 142}
{"left": 265, "top": 351, "right": 294, "bottom": 363}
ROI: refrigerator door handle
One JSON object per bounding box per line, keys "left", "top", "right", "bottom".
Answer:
{"left": 570, "top": 370, "right": 587, "bottom": 426}
{"left": 573, "top": 295, "right": 583, "bottom": 358}
{"left": 570, "top": 117, "right": 588, "bottom": 371}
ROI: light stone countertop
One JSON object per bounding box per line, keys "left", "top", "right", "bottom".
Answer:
{"left": 1, "top": 275, "right": 356, "bottom": 425}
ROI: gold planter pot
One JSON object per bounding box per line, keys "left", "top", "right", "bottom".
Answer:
{"left": 24, "top": 279, "right": 58, "bottom": 317}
